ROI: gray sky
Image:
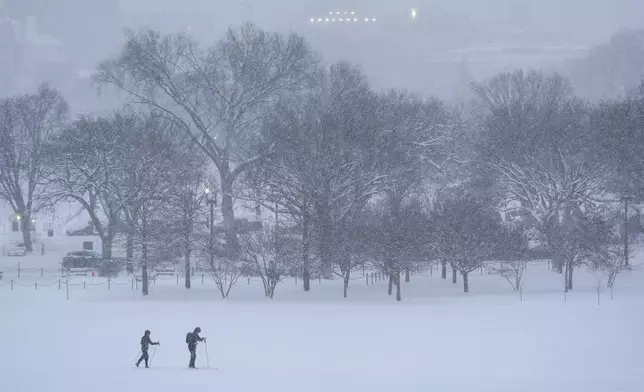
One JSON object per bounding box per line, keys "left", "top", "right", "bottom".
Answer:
{"left": 4, "top": 0, "right": 644, "bottom": 106}
{"left": 115, "top": 0, "right": 644, "bottom": 98}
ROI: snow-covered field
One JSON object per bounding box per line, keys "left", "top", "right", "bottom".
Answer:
{"left": 1, "top": 249, "right": 643, "bottom": 392}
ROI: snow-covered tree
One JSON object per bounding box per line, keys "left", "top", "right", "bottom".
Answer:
{"left": 545, "top": 211, "right": 613, "bottom": 291}
{"left": 432, "top": 190, "right": 502, "bottom": 293}
{"left": 120, "top": 114, "right": 176, "bottom": 296}
{"left": 373, "top": 90, "right": 453, "bottom": 292}
{"left": 0, "top": 84, "right": 68, "bottom": 251}
{"left": 591, "top": 241, "right": 630, "bottom": 290}
{"left": 241, "top": 225, "right": 299, "bottom": 299}
{"left": 568, "top": 29, "right": 644, "bottom": 102}
{"left": 592, "top": 85, "right": 644, "bottom": 201}
{"left": 249, "top": 62, "right": 385, "bottom": 281}
{"left": 48, "top": 113, "right": 138, "bottom": 259}
{"left": 96, "top": 23, "right": 315, "bottom": 254}
{"left": 490, "top": 224, "right": 531, "bottom": 291}
{"left": 163, "top": 148, "right": 209, "bottom": 289}
{"left": 472, "top": 70, "right": 610, "bottom": 272}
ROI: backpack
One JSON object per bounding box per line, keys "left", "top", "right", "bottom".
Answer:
{"left": 185, "top": 332, "right": 192, "bottom": 344}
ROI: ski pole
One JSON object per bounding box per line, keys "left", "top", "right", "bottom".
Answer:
{"left": 204, "top": 341, "right": 210, "bottom": 369}
{"left": 150, "top": 346, "right": 158, "bottom": 366}
{"left": 132, "top": 350, "right": 142, "bottom": 363}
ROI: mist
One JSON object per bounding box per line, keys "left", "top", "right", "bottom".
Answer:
{"left": 2, "top": 0, "right": 644, "bottom": 113}
{"left": 3, "top": 1, "right": 644, "bottom": 390}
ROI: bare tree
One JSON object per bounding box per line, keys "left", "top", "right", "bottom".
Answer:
{"left": 129, "top": 196, "right": 169, "bottom": 296}
{"left": 47, "top": 113, "right": 139, "bottom": 259}
{"left": 432, "top": 190, "right": 502, "bottom": 293}
{"left": 121, "top": 114, "right": 176, "bottom": 296}
{"left": 568, "top": 30, "right": 644, "bottom": 102}
{"left": 592, "top": 85, "right": 644, "bottom": 212}
{"left": 546, "top": 211, "right": 613, "bottom": 292}
{"left": 245, "top": 94, "right": 317, "bottom": 291}
{"left": 374, "top": 91, "right": 454, "bottom": 293}
{"left": 364, "top": 198, "right": 432, "bottom": 300}
{"left": 490, "top": 224, "right": 531, "bottom": 291}
{"left": 95, "top": 24, "right": 315, "bottom": 254}
{"left": 247, "top": 62, "right": 386, "bottom": 283}
{"left": 241, "top": 225, "right": 298, "bottom": 299}
{"left": 164, "top": 149, "right": 209, "bottom": 289}
{"left": 473, "top": 70, "right": 610, "bottom": 273}
{"left": 207, "top": 254, "right": 244, "bottom": 299}
{"left": 332, "top": 215, "right": 369, "bottom": 299}
{"left": 590, "top": 239, "right": 630, "bottom": 292}
{"left": 0, "top": 84, "right": 68, "bottom": 251}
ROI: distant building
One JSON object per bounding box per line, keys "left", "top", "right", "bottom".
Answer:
{"left": 4, "top": 0, "right": 120, "bottom": 67}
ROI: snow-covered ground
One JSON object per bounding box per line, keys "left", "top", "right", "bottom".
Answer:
{"left": 1, "top": 248, "right": 643, "bottom": 392}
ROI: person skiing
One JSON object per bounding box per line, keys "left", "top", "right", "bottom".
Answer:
{"left": 186, "top": 327, "right": 206, "bottom": 368}
{"left": 135, "top": 330, "right": 160, "bottom": 368}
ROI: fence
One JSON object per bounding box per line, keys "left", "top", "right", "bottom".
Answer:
{"left": 0, "top": 266, "right": 397, "bottom": 295}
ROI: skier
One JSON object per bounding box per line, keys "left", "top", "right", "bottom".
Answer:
{"left": 185, "top": 327, "right": 206, "bottom": 368}
{"left": 135, "top": 330, "right": 160, "bottom": 368}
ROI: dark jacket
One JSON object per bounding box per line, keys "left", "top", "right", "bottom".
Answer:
{"left": 187, "top": 330, "right": 204, "bottom": 348}
{"left": 141, "top": 335, "right": 159, "bottom": 351}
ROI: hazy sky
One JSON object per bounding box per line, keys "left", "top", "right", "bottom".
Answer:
{"left": 119, "top": 0, "right": 644, "bottom": 42}
{"left": 4, "top": 0, "right": 644, "bottom": 107}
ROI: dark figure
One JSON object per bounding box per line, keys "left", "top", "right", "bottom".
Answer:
{"left": 136, "top": 330, "right": 160, "bottom": 368}
{"left": 186, "top": 327, "right": 206, "bottom": 368}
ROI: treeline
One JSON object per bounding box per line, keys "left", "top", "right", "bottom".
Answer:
{"left": 1, "top": 23, "right": 642, "bottom": 299}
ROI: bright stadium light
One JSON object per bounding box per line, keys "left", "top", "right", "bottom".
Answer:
{"left": 411, "top": 8, "right": 417, "bottom": 19}
{"left": 310, "top": 18, "right": 315, "bottom": 23}
{"left": 317, "top": 18, "right": 322, "bottom": 22}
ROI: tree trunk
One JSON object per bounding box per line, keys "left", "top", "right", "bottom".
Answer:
{"left": 388, "top": 272, "right": 393, "bottom": 295}
{"left": 441, "top": 260, "right": 447, "bottom": 279}
{"left": 396, "top": 271, "right": 401, "bottom": 301}
{"left": 405, "top": 268, "right": 410, "bottom": 283}
{"left": 142, "top": 240, "right": 149, "bottom": 296}
{"left": 452, "top": 264, "right": 457, "bottom": 284}
{"left": 101, "top": 235, "right": 113, "bottom": 260}
{"left": 126, "top": 236, "right": 134, "bottom": 259}
{"left": 302, "top": 215, "right": 310, "bottom": 292}
{"left": 268, "top": 279, "right": 276, "bottom": 299}
{"left": 318, "top": 217, "right": 333, "bottom": 278}
{"left": 343, "top": 272, "right": 350, "bottom": 298}
{"left": 125, "top": 237, "right": 133, "bottom": 274}
{"left": 220, "top": 174, "right": 239, "bottom": 255}
{"left": 567, "top": 263, "right": 574, "bottom": 291}
{"left": 184, "top": 249, "right": 191, "bottom": 289}
{"left": 463, "top": 271, "right": 469, "bottom": 293}
{"left": 20, "top": 215, "right": 33, "bottom": 252}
